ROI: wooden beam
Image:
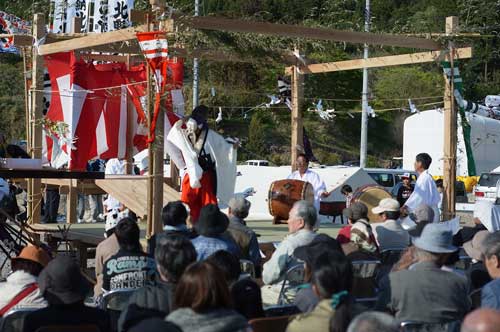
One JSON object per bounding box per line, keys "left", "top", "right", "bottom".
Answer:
{"left": 285, "top": 47, "right": 472, "bottom": 75}
{"left": 177, "top": 15, "right": 441, "bottom": 50}
{"left": 38, "top": 20, "right": 174, "bottom": 55}
{"left": 442, "top": 16, "right": 459, "bottom": 220}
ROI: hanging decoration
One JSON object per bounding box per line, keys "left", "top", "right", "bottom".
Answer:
{"left": 408, "top": 99, "right": 419, "bottom": 113}
{"left": 43, "top": 51, "right": 149, "bottom": 170}
{"left": 136, "top": 31, "right": 169, "bottom": 144}
{"left": 308, "top": 99, "right": 336, "bottom": 121}
{"left": 442, "top": 60, "right": 477, "bottom": 176}
{"left": 0, "top": 11, "right": 31, "bottom": 54}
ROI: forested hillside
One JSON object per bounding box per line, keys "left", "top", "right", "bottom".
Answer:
{"left": 1, "top": 0, "right": 499, "bottom": 166}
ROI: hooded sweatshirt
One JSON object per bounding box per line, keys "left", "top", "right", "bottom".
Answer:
{"left": 166, "top": 308, "right": 249, "bottom": 332}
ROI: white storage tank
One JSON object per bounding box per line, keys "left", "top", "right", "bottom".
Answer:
{"left": 403, "top": 109, "right": 500, "bottom": 176}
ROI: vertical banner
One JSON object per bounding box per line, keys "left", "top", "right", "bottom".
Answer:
{"left": 136, "top": 31, "right": 169, "bottom": 143}
{"left": 93, "top": 0, "right": 108, "bottom": 32}
{"left": 107, "top": 0, "right": 134, "bottom": 31}
{"left": 52, "top": 0, "right": 67, "bottom": 33}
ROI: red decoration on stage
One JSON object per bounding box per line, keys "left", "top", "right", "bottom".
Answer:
{"left": 136, "top": 31, "right": 169, "bottom": 144}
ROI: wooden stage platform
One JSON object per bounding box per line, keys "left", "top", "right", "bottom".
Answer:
{"left": 34, "top": 220, "right": 344, "bottom": 247}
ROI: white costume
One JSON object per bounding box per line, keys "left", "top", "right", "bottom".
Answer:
{"left": 404, "top": 169, "right": 441, "bottom": 222}
{"left": 104, "top": 158, "right": 125, "bottom": 210}
{"left": 287, "top": 169, "right": 326, "bottom": 214}
{"left": 166, "top": 119, "right": 237, "bottom": 207}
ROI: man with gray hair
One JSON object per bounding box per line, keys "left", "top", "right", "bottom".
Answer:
{"left": 481, "top": 231, "right": 500, "bottom": 310}
{"left": 376, "top": 222, "right": 469, "bottom": 323}
{"left": 225, "top": 197, "right": 262, "bottom": 276}
{"left": 347, "top": 312, "right": 399, "bottom": 332}
{"left": 261, "top": 200, "right": 317, "bottom": 305}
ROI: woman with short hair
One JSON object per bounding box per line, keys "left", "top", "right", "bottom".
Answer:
{"left": 166, "top": 261, "right": 249, "bottom": 332}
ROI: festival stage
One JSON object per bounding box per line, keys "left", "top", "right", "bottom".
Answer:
{"left": 34, "top": 220, "right": 345, "bottom": 246}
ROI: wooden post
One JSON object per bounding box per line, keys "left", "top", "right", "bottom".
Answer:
{"left": 71, "top": 17, "right": 82, "bottom": 34}
{"left": 125, "top": 55, "right": 135, "bottom": 175}
{"left": 28, "top": 14, "right": 45, "bottom": 225}
{"left": 145, "top": 14, "right": 155, "bottom": 238}
{"left": 290, "top": 49, "right": 304, "bottom": 171}
{"left": 442, "top": 16, "right": 459, "bottom": 221}
{"left": 67, "top": 179, "right": 78, "bottom": 223}
{"left": 152, "top": 108, "right": 164, "bottom": 236}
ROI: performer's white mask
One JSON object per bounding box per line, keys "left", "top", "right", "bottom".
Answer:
{"left": 186, "top": 118, "right": 198, "bottom": 135}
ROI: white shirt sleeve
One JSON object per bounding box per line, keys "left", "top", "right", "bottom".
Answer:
{"left": 262, "top": 240, "right": 290, "bottom": 285}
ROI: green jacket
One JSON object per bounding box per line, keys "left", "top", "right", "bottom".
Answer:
{"left": 286, "top": 299, "right": 334, "bottom": 332}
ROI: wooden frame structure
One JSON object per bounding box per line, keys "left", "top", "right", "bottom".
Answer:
{"left": 13, "top": 12, "right": 469, "bottom": 237}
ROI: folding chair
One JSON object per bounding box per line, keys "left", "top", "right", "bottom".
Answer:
{"left": 469, "top": 288, "right": 482, "bottom": 310}
{"left": 277, "top": 264, "right": 305, "bottom": 305}
{"left": 35, "top": 324, "right": 101, "bottom": 332}
{"left": 380, "top": 248, "right": 406, "bottom": 266}
{"left": 0, "top": 307, "right": 37, "bottom": 332}
{"left": 240, "top": 259, "right": 256, "bottom": 278}
{"left": 99, "top": 288, "right": 136, "bottom": 332}
{"left": 351, "top": 260, "right": 381, "bottom": 300}
{"left": 264, "top": 305, "right": 300, "bottom": 317}
{"left": 249, "top": 315, "right": 294, "bottom": 332}
{"left": 400, "top": 320, "right": 461, "bottom": 332}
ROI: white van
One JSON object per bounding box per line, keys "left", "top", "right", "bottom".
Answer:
{"left": 364, "top": 168, "right": 417, "bottom": 194}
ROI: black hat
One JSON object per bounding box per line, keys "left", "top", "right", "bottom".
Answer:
{"left": 293, "top": 234, "right": 344, "bottom": 264}
{"left": 342, "top": 202, "right": 368, "bottom": 221}
{"left": 195, "top": 204, "right": 229, "bottom": 237}
{"left": 38, "top": 255, "right": 91, "bottom": 305}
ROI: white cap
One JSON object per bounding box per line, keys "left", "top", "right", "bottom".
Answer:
{"left": 105, "top": 209, "right": 120, "bottom": 232}
{"left": 372, "top": 198, "right": 400, "bottom": 214}
{"left": 402, "top": 173, "right": 411, "bottom": 179}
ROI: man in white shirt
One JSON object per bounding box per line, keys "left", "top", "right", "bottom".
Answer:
{"left": 402, "top": 153, "right": 441, "bottom": 222}
{"left": 371, "top": 198, "right": 409, "bottom": 251}
{"left": 287, "top": 154, "right": 329, "bottom": 220}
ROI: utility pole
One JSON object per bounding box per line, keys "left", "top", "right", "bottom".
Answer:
{"left": 192, "top": 0, "right": 200, "bottom": 108}
{"left": 359, "top": 0, "right": 370, "bottom": 168}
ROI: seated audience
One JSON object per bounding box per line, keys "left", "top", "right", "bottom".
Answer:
{"left": 287, "top": 251, "right": 353, "bottom": 332}
{"left": 94, "top": 215, "right": 120, "bottom": 298}
{"left": 464, "top": 230, "right": 492, "bottom": 291}
{"left": 22, "top": 256, "right": 110, "bottom": 332}
{"left": 376, "top": 223, "right": 470, "bottom": 323}
{"left": 128, "top": 318, "right": 182, "bottom": 332}
{"left": 191, "top": 204, "right": 240, "bottom": 260}
{"left": 454, "top": 215, "right": 488, "bottom": 247}
{"left": 342, "top": 219, "right": 379, "bottom": 261}
{"left": 337, "top": 202, "right": 370, "bottom": 244}
{"left": 0, "top": 245, "right": 50, "bottom": 313}
{"left": 226, "top": 197, "right": 262, "bottom": 276}
{"left": 461, "top": 308, "right": 500, "bottom": 332}
{"left": 166, "top": 261, "right": 249, "bottom": 332}
{"left": 370, "top": 198, "right": 409, "bottom": 251}
{"left": 407, "top": 204, "right": 434, "bottom": 237}
{"left": 148, "top": 201, "right": 195, "bottom": 257}
{"left": 102, "top": 217, "right": 156, "bottom": 292}
{"left": 206, "top": 250, "right": 241, "bottom": 286}
{"left": 118, "top": 234, "right": 197, "bottom": 332}
{"left": 293, "top": 234, "right": 344, "bottom": 313}
{"left": 481, "top": 231, "right": 500, "bottom": 310}
{"left": 230, "top": 278, "right": 265, "bottom": 320}
{"left": 346, "top": 311, "right": 399, "bottom": 332}
{"left": 262, "top": 200, "right": 317, "bottom": 305}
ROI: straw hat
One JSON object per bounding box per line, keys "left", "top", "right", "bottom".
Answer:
{"left": 11, "top": 245, "right": 51, "bottom": 267}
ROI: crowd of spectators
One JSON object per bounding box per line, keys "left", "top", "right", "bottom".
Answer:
{"left": 1, "top": 197, "right": 500, "bottom": 332}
